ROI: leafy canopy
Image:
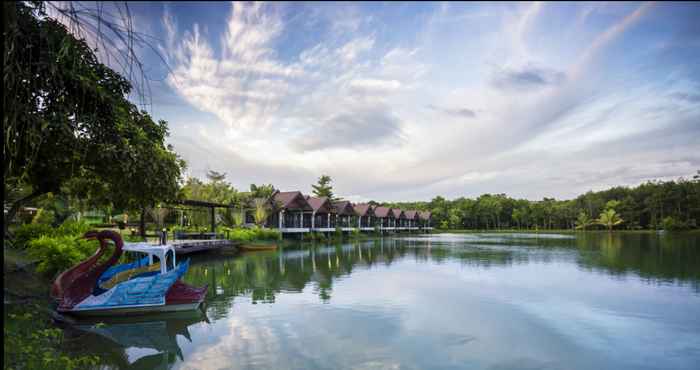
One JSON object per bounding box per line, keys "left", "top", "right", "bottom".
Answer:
{"left": 3, "top": 2, "right": 184, "bottom": 229}
{"left": 312, "top": 175, "right": 336, "bottom": 200}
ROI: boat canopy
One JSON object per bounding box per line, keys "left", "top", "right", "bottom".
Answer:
{"left": 122, "top": 243, "right": 177, "bottom": 274}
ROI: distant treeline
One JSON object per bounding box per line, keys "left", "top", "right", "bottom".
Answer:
{"left": 379, "top": 174, "right": 700, "bottom": 230}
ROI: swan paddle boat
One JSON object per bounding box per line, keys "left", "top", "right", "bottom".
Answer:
{"left": 52, "top": 230, "right": 207, "bottom": 317}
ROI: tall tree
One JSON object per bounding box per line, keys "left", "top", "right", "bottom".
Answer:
{"left": 250, "top": 184, "right": 276, "bottom": 199}
{"left": 3, "top": 2, "right": 184, "bottom": 235}
{"left": 597, "top": 209, "right": 624, "bottom": 232}
{"left": 312, "top": 175, "right": 335, "bottom": 200}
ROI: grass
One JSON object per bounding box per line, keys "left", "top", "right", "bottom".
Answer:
{"left": 3, "top": 247, "right": 101, "bottom": 369}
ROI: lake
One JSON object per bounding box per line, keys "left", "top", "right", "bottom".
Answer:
{"left": 64, "top": 232, "right": 700, "bottom": 369}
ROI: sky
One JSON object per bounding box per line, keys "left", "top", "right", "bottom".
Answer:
{"left": 56, "top": 2, "right": 700, "bottom": 202}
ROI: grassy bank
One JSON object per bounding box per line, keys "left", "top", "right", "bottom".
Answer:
{"left": 4, "top": 247, "right": 101, "bottom": 369}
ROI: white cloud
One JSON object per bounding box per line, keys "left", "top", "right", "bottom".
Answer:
{"left": 157, "top": 2, "right": 697, "bottom": 201}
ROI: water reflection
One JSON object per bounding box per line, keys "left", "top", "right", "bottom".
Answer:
{"left": 63, "top": 311, "right": 208, "bottom": 369}
{"left": 63, "top": 233, "right": 699, "bottom": 369}
{"left": 185, "top": 233, "right": 700, "bottom": 311}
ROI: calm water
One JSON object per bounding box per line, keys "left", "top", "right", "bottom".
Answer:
{"left": 64, "top": 233, "right": 700, "bottom": 370}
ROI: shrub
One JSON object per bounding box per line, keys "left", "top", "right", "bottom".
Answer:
{"left": 661, "top": 217, "right": 689, "bottom": 231}
{"left": 32, "top": 208, "right": 55, "bottom": 225}
{"left": 55, "top": 219, "right": 91, "bottom": 237}
{"left": 27, "top": 236, "right": 98, "bottom": 277}
{"left": 11, "top": 223, "right": 54, "bottom": 249}
{"left": 223, "top": 227, "right": 281, "bottom": 242}
{"left": 350, "top": 228, "right": 362, "bottom": 239}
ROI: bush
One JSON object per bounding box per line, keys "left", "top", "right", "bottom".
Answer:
{"left": 55, "top": 219, "right": 91, "bottom": 237}
{"left": 27, "top": 236, "right": 98, "bottom": 277}
{"left": 32, "top": 208, "right": 55, "bottom": 225}
{"left": 661, "top": 217, "right": 689, "bottom": 231}
{"left": 349, "top": 228, "right": 362, "bottom": 239}
{"left": 223, "top": 227, "right": 281, "bottom": 242}
{"left": 11, "top": 223, "right": 54, "bottom": 249}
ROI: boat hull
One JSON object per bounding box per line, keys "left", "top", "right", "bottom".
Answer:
{"left": 64, "top": 301, "right": 203, "bottom": 317}
{"left": 239, "top": 244, "right": 277, "bottom": 251}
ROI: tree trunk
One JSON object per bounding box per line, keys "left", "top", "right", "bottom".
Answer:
{"left": 3, "top": 190, "right": 44, "bottom": 238}
{"left": 139, "top": 208, "right": 146, "bottom": 238}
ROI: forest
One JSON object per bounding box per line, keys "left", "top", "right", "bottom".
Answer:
{"left": 380, "top": 173, "right": 700, "bottom": 231}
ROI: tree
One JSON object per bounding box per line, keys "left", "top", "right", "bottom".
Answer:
{"left": 597, "top": 209, "right": 623, "bottom": 232}
{"left": 253, "top": 199, "right": 269, "bottom": 227}
{"left": 312, "top": 175, "right": 335, "bottom": 200}
{"left": 250, "top": 184, "right": 276, "bottom": 199}
{"left": 3, "top": 2, "right": 184, "bottom": 235}
{"left": 575, "top": 212, "right": 594, "bottom": 230}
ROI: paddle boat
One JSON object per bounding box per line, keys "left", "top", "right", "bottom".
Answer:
{"left": 52, "top": 230, "right": 207, "bottom": 317}
{"left": 238, "top": 243, "right": 278, "bottom": 252}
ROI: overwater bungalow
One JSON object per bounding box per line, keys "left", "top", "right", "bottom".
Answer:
{"left": 270, "top": 191, "right": 313, "bottom": 232}
{"left": 305, "top": 196, "right": 335, "bottom": 231}
{"left": 419, "top": 211, "right": 433, "bottom": 230}
{"left": 404, "top": 210, "right": 420, "bottom": 230}
{"left": 392, "top": 209, "right": 406, "bottom": 230}
{"left": 332, "top": 200, "right": 357, "bottom": 230}
{"left": 373, "top": 206, "right": 395, "bottom": 230}
{"left": 353, "top": 204, "right": 375, "bottom": 230}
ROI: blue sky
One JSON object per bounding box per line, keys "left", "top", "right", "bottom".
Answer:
{"left": 56, "top": 2, "right": 700, "bottom": 202}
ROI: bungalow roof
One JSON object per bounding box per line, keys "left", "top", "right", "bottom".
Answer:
{"left": 353, "top": 203, "right": 374, "bottom": 217}
{"left": 271, "top": 191, "right": 312, "bottom": 211}
{"left": 332, "top": 200, "right": 356, "bottom": 215}
{"left": 373, "top": 206, "right": 394, "bottom": 218}
{"left": 305, "top": 196, "right": 333, "bottom": 213}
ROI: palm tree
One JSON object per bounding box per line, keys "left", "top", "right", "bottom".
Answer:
{"left": 575, "top": 212, "right": 593, "bottom": 230}
{"left": 596, "top": 209, "right": 623, "bottom": 232}
{"left": 147, "top": 206, "right": 170, "bottom": 229}
{"left": 233, "top": 210, "right": 244, "bottom": 227}
{"left": 253, "top": 199, "right": 268, "bottom": 227}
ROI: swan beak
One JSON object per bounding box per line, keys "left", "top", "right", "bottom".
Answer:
{"left": 83, "top": 230, "right": 100, "bottom": 240}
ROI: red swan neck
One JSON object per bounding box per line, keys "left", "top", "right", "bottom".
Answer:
{"left": 54, "top": 230, "right": 125, "bottom": 310}
{"left": 51, "top": 232, "right": 109, "bottom": 300}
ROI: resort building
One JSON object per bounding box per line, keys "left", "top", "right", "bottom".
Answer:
{"left": 404, "top": 210, "right": 419, "bottom": 230}
{"left": 419, "top": 211, "right": 433, "bottom": 229}
{"left": 305, "top": 196, "right": 335, "bottom": 231}
{"left": 270, "top": 191, "right": 313, "bottom": 232}
{"left": 256, "top": 190, "right": 432, "bottom": 235}
{"left": 353, "top": 204, "right": 375, "bottom": 230}
{"left": 392, "top": 209, "right": 406, "bottom": 229}
{"left": 373, "top": 206, "right": 395, "bottom": 230}
{"left": 332, "top": 200, "right": 357, "bottom": 230}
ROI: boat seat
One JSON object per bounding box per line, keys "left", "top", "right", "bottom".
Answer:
{"left": 99, "top": 262, "right": 161, "bottom": 290}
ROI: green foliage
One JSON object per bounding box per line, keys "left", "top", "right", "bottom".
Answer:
{"left": 10, "top": 220, "right": 90, "bottom": 249}
{"left": 27, "top": 236, "right": 98, "bottom": 277}
{"left": 661, "top": 217, "right": 690, "bottom": 231}
{"left": 11, "top": 223, "right": 54, "bottom": 249}
{"left": 32, "top": 209, "right": 55, "bottom": 225}
{"left": 575, "top": 212, "right": 594, "bottom": 230}
{"left": 249, "top": 183, "right": 276, "bottom": 199}
{"left": 223, "top": 227, "right": 281, "bottom": 242}
{"left": 4, "top": 2, "right": 184, "bottom": 231}
{"left": 55, "top": 220, "right": 91, "bottom": 237}
{"left": 4, "top": 309, "right": 100, "bottom": 370}
{"left": 382, "top": 173, "right": 700, "bottom": 230}
{"left": 233, "top": 211, "right": 245, "bottom": 227}
{"left": 312, "top": 175, "right": 336, "bottom": 200}
{"left": 596, "top": 209, "right": 624, "bottom": 231}
{"left": 253, "top": 199, "right": 269, "bottom": 226}
{"left": 349, "top": 228, "right": 362, "bottom": 239}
